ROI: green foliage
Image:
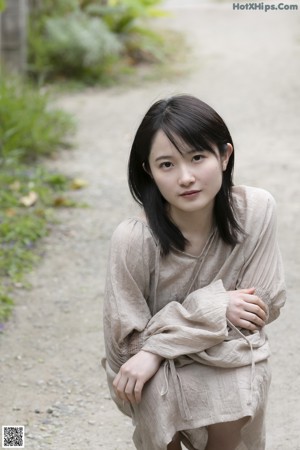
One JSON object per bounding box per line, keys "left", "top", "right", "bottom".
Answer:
{"left": 0, "top": 0, "right": 6, "bottom": 12}
{"left": 28, "top": 0, "right": 168, "bottom": 84}
{"left": 0, "top": 75, "right": 74, "bottom": 163}
{"left": 0, "top": 73, "right": 78, "bottom": 323}
{"left": 29, "top": 11, "right": 122, "bottom": 83}
{"left": 0, "top": 290, "right": 13, "bottom": 323}
{"left": 87, "top": 0, "right": 164, "bottom": 34}
{"left": 0, "top": 212, "right": 46, "bottom": 279}
{"left": 0, "top": 163, "right": 80, "bottom": 322}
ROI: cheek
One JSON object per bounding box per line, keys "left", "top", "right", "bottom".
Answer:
{"left": 202, "top": 162, "right": 223, "bottom": 187}
{"left": 154, "top": 178, "right": 172, "bottom": 197}
{"left": 151, "top": 171, "right": 169, "bottom": 192}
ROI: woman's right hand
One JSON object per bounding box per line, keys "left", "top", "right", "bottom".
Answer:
{"left": 113, "top": 350, "right": 163, "bottom": 405}
{"left": 226, "top": 287, "right": 268, "bottom": 331}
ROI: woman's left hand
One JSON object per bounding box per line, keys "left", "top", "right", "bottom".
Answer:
{"left": 226, "top": 287, "right": 267, "bottom": 330}
{"left": 113, "top": 350, "right": 163, "bottom": 405}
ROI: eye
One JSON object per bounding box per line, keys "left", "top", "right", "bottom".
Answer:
{"left": 159, "top": 161, "right": 173, "bottom": 169}
{"left": 192, "top": 154, "right": 204, "bottom": 162}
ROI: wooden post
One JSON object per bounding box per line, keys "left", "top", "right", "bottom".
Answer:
{"left": 1, "top": 0, "right": 28, "bottom": 73}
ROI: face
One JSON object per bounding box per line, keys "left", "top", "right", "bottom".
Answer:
{"left": 148, "top": 130, "right": 232, "bottom": 221}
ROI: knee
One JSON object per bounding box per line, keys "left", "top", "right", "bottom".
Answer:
{"left": 206, "top": 417, "right": 249, "bottom": 450}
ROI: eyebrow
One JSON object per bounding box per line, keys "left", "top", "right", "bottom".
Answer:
{"left": 154, "top": 149, "right": 205, "bottom": 162}
{"left": 154, "top": 155, "right": 174, "bottom": 162}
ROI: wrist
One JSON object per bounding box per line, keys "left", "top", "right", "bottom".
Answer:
{"left": 140, "top": 349, "right": 164, "bottom": 363}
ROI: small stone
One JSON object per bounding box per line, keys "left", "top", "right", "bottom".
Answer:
{"left": 42, "top": 419, "right": 52, "bottom": 425}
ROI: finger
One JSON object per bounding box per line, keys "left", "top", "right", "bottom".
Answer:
{"left": 113, "top": 371, "right": 121, "bottom": 388}
{"left": 241, "top": 311, "right": 265, "bottom": 328}
{"left": 113, "top": 376, "right": 130, "bottom": 402}
{"left": 237, "top": 287, "right": 255, "bottom": 294}
{"left": 242, "top": 302, "right": 267, "bottom": 322}
{"left": 240, "top": 293, "right": 267, "bottom": 310}
{"left": 124, "top": 378, "right": 138, "bottom": 404}
{"left": 237, "top": 319, "right": 259, "bottom": 332}
{"left": 134, "top": 379, "right": 144, "bottom": 404}
{"left": 243, "top": 296, "right": 268, "bottom": 316}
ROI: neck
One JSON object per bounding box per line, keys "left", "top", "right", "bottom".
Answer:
{"left": 169, "top": 205, "right": 214, "bottom": 239}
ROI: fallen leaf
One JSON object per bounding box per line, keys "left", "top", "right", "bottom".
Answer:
{"left": 53, "top": 196, "right": 71, "bottom": 207}
{"left": 9, "top": 181, "right": 21, "bottom": 191}
{"left": 70, "top": 178, "right": 88, "bottom": 190}
{"left": 20, "top": 191, "right": 38, "bottom": 207}
{"left": 5, "top": 208, "right": 17, "bottom": 217}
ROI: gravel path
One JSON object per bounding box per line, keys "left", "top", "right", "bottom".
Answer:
{"left": 1, "top": 1, "right": 300, "bottom": 449}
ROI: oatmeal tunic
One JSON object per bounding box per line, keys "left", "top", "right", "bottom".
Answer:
{"left": 102, "top": 186, "right": 286, "bottom": 450}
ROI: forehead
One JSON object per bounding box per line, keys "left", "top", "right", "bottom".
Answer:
{"left": 149, "top": 130, "right": 192, "bottom": 159}
{"left": 149, "top": 129, "right": 218, "bottom": 160}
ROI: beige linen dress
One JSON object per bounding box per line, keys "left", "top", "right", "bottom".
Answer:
{"left": 102, "top": 185, "right": 286, "bottom": 450}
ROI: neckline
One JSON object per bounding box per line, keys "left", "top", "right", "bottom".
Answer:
{"left": 171, "top": 226, "right": 217, "bottom": 259}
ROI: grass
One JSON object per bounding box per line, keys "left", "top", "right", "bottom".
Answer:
{"left": 0, "top": 163, "right": 85, "bottom": 323}
{"left": 0, "top": 75, "right": 76, "bottom": 324}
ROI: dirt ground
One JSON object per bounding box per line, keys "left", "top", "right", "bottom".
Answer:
{"left": 1, "top": 1, "right": 300, "bottom": 449}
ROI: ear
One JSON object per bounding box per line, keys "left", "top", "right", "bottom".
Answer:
{"left": 221, "top": 143, "right": 233, "bottom": 171}
{"left": 142, "top": 162, "right": 153, "bottom": 178}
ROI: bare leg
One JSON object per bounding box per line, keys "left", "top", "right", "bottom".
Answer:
{"left": 205, "top": 417, "right": 249, "bottom": 450}
{"left": 167, "top": 433, "right": 182, "bottom": 450}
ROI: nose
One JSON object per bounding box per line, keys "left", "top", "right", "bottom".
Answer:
{"left": 178, "top": 164, "right": 195, "bottom": 186}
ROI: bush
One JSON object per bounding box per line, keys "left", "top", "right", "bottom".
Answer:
{"left": 0, "top": 72, "right": 76, "bottom": 323}
{"left": 28, "top": 0, "right": 167, "bottom": 84}
{"left": 29, "top": 11, "right": 123, "bottom": 83}
{"left": 0, "top": 75, "right": 74, "bottom": 163}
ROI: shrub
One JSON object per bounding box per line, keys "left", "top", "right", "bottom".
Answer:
{"left": 0, "top": 72, "right": 76, "bottom": 323}
{"left": 29, "top": 11, "right": 123, "bottom": 83}
{"left": 0, "top": 75, "right": 74, "bottom": 163}
{"left": 27, "top": 0, "right": 167, "bottom": 84}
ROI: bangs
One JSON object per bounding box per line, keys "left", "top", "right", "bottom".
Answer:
{"left": 159, "top": 105, "right": 221, "bottom": 156}
{"left": 161, "top": 123, "right": 218, "bottom": 156}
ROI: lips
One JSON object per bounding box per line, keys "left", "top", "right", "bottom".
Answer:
{"left": 180, "top": 190, "right": 201, "bottom": 196}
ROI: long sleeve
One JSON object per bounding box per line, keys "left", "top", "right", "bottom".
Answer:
{"left": 234, "top": 188, "right": 286, "bottom": 323}
{"left": 103, "top": 219, "right": 229, "bottom": 371}
{"left": 141, "top": 280, "right": 229, "bottom": 358}
{"left": 103, "top": 219, "right": 154, "bottom": 371}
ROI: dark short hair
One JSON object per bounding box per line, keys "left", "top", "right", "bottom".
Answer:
{"left": 128, "top": 94, "right": 243, "bottom": 255}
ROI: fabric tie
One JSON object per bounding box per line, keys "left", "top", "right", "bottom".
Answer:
{"left": 227, "top": 319, "right": 256, "bottom": 405}
{"left": 160, "top": 359, "right": 192, "bottom": 421}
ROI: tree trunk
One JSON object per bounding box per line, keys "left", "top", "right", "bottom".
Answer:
{"left": 1, "top": 0, "right": 28, "bottom": 73}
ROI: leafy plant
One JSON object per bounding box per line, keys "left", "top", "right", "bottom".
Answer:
{"left": 0, "top": 75, "right": 74, "bottom": 163}
{"left": 0, "top": 72, "right": 79, "bottom": 323}
{"left": 29, "top": 11, "right": 122, "bottom": 82}
{"left": 86, "top": 0, "right": 164, "bottom": 33}
{"left": 27, "top": 0, "right": 169, "bottom": 84}
{"left": 0, "top": 290, "right": 13, "bottom": 323}
{"left": 86, "top": 0, "right": 167, "bottom": 63}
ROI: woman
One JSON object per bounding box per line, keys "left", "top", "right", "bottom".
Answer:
{"left": 102, "top": 95, "right": 286, "bottom": 450}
